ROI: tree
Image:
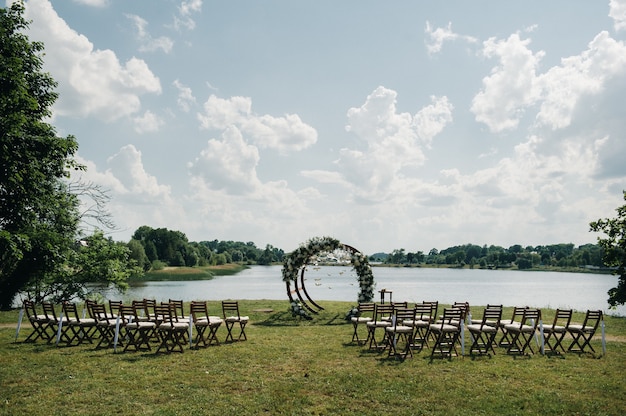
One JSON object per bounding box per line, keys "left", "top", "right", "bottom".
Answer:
{"left": 590, "top": 191, "right": 626, "bottom": 307}
{"left": 22, "top": 231, "right": 138, "bottom": 303}
{"left": 0, "top": 3, "right": 83, "bottom": 309}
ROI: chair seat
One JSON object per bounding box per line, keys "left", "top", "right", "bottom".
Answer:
{"left": 402, "top": 319, "right": 429, "bottom": 327}
{"left": 544, "top": 324, "right": 567, "bottom": 333}
{"left": 225, "top": 316, "right": 249, "bottom": 322}
{"left": 126, "top": 321, "right": 156, "bottom": 329}
{"left": 470, "top": 319, "right": 497, "bottom": 326}
{"left": 567, "top": 324, "right": 594, "bottom": 333}
{"left": 367, "top": 320, "right": 392, "bottom": 328}
{"left": 430, "top": 323, "right": 458, "bottom": 333}
{"left": 196, "top": 316, "right": 223, "bottom": 322}
{"left": 351, "top": 316, "right": 372, "bottom": 323}
{"left": 466, "top": 323, "right": 497, "bottom": 333}
{"left": 196, "top": 319, "right": 222, "bottom": 327}
{"left": 385, "top": 325, "right": 413, "bottom": 333}
{"left": 504, "top": 323, "right": 535, "bottom": 333}
{"left": 159, "top": 322, "right": 189, "bottom": 330}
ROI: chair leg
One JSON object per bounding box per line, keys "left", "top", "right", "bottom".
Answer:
{"left": 193, "top": 325, "right": 208, "bottom": 349}
{"left": 568, "top": 331, "right": 596, "bottom": 353}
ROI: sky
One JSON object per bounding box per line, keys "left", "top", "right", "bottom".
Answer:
{"left": 11, "top": 0, "right": 626, "bottom": 255}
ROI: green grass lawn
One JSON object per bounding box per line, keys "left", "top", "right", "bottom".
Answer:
{"left": 1, "top": 301, "right": 625, "bottom": 416}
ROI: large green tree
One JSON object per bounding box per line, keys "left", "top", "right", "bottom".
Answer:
{"left": 590, "top": 191, "right": 626, "bottom": 307}
{"left": 0, "top": 3, "right": 82, "bottom": 309}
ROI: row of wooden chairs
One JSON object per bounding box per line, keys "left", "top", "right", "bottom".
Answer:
{"left": 351, "top": 301, "right": 604, "bottom": 360}
{"left": 21, "top": 299, "right": 249, "bottom": 353}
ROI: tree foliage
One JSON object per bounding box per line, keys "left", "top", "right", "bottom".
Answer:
{"left": 381, "top": 242, "right": 604, "bottom": 270}
{"left": 0, "top": 3, "right": 83, "bottom": 309}
{"left": 590, "top": 191, "right": 626, "bottom": 307}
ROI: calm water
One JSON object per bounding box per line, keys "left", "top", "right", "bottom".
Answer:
{"left": 117, "top": 265, "right": 625, "bottom": 316}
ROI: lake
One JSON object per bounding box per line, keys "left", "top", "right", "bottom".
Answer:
{"left": 118, "top": 265, "right": 626, "bottom": 316}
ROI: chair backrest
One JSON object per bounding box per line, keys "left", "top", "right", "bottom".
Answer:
{"left": 109, "top": 300, "right": 122, "bottom": 317}
{"left": 119, "top": 304, "right": 138, "bottom": 324}
{"left": 154, "top": 304, "right": 175, "bottom": 325}
{"left": 480, "top": 306, "right": 502, "bottom": 327}
{"left": 414, "top": 303, "right": 432, "bottom": 321}
{"left": 423, "top": 301, "right": 439, "bottom": 322}
{"left": 42, "top": 301, "right": 58, "bottom": 321}
{"left": 373, "top": 303, "right": 394, "bottom": 322}
{"left": 392, "top": 307, "right": 416, "bottom": 330}
{"left": 392, "top": 301, "right": 408, "bottom": 310}
{"left": 440, "top": 308, "right": 463, "bottom": 328}
{"left": 452, "top": 302, "right": 470, "bottom": 320}
{"left": 169, "top": 299, "right": 186, "bottom": 319}
{"left": 550, "top": 309, "right": 573, "bottom": 328}
{"left": 581, "top": 310, "right": 603, "bottom": 331}
{"left": 520, "top": 308, "right": 541, "bottom": 328}
{"left": 132, "top": 300, "right": 148, "bottom": 318}
{"left": 357, "top": 302, "right": 375, "bottom": 316}
{"left": 504, "top": 306, "right": 527, "bottom": 324}
{"left": 190, "top": 301, "right": 208, "bottom": 321}
{"left": 23, "top": 299, "right": 38, "bottom": 321}
{"left": 62, "top": 302, "right": 79, "bottom": 321}
{"left": 90, "top": 302, "right": 109, "bottom": 322}
{"left": 222, "top": 301, "right": 241, "bottom": 318}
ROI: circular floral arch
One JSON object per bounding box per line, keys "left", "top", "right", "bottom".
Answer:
{"left": 282, "top": 236, "right": 375, "bottom": 315}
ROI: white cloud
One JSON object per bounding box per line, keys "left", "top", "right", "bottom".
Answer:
{"left": 197, "top": 94, "right": 318, "bottom": 153}
{"left": 174, "top": 0, "right": 203, "bottom": 31}
{"left": 23, "top": 0, "right": 161, "bottom": 122}
{"left": 71, "top": 0, "right": 108, "bottom": 6}
{"left": 471, "top": 33, "right": 543, "bottom": 133}
{"left": 610, "top": 0, "right": 626, "bottom": 31}
{"left": 424, "top": 21, "right": 477, "bottom": 55}
{"left": 314, "top": 86, "right": 454, "bottom": 203}
{"left": 126, "top": 14, "right": 174, "bottom": 53}
{"left": 536, "top": 31, "right": 626, "bottom": 129}
{"left": 106, "top": 145, "right": 172, "bottom": 198}
{"left": 415, "top": 96, "right": 454, "bottom": 145}
{"left": 472, "top": 30, "right": 626, "bottom": 133}
{"left": 188, "top": 126, "right": 261, "bottom": 194}
{"left": 173, "top": 79, "right": 196, "bottom": 112}
{"left": 133, "top": 110, "right": 164, "bottom": 134}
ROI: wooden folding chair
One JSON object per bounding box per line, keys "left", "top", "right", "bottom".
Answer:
{"left": 542, "top": 309, "right": 572, "bottom": 355}
{"left": 430, "top": 308, "right": 463, "bottom": 359}
{"left": 567, "top": 310, "right": 603, "bottom": 355}
{"left": 42, "top": 301, "right": 71, "bottom": 345}
{"left": 498, "top": 306, "right": 527, "bottom": 348}
{"left": 119, "top": 304, "right": 156, "bottom": 352}
{"left": 404, "top": 302, "right": 434, "bottom": 352}
{"left": 169, "top": 299, "right": 189, "bottom": 322}
{"left": 350, "top": 302, "right": 374, "bottom": 345}
{"left": 366, "top": 303, "right": 394, "bottom": 351}
{"left": 90, "top": 302, "right": 118, "bottom": 349}
{"left": 505, "top": 308, "right": 541, "bottom": 356}
{"left": 22, "top": 300, "right": 53, "bottom": 343}
{"left": 155, "top": 304, "right": 189, "bottom": 353}
{"left": 190, "top": 301, "right": 222, "bottom": 348}
{"left": 385, "top": 307, "right": 416, "bottom": 359}
{"left": 62, "top": 302, "right": 98, "bottom": 346}
{"left": 468, "top": 305, "right": 502, "bottom": 357}
{"left": 222, "top": 301, "right": 249, "bottom": 342}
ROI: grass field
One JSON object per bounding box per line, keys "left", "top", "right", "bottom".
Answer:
{"left": 1, "top": 301, "right": 625, "bottom": 416}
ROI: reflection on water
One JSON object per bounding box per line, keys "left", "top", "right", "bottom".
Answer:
{"left": 113, "top": 265, "right": 626, "bottom": 316}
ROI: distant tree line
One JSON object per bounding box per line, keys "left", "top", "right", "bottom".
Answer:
{"left": 128, "top": 226, "right": 285, "bottom": 271}
{"left": 376, "top": 243, "right": 605, "bottom": 270}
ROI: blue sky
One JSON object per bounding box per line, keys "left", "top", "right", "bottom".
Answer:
{"left": 13, "top": 0, "right": 626, "bottom": 254}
